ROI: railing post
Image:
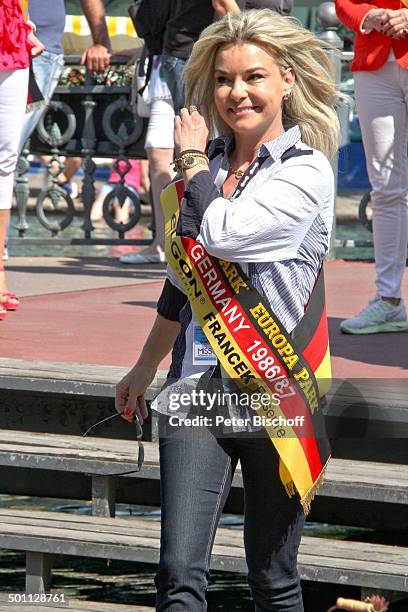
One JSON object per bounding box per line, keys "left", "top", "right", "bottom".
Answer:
{"left": 316, "top": 1, "right": 344, "bottom": 261}
{"left": 15, "top": 142, "right": 31, "bottom": 237}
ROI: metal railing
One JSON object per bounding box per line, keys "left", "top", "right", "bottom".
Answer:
{"left": 13, "top": 55, "right": 150, "bottom": 247}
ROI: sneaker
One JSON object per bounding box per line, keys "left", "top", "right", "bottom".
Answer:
{"left": 58, "top": 180, "right": 79, "bottom": 199}
{"left": 340, "top": 297, "right": 408, "bottom": 334}
{"left": 120, "top": 251, "right": 166, "bottom": 265}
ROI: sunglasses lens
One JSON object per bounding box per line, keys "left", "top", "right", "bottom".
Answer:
{"left": 138, "top": 442, "right": 145, "bottom": 470}
{"left": 135, "top": 419, "right": 144, "bottom": 470}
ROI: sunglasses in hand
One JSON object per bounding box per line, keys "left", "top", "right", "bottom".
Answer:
{"left": 82, "top": 411, "right": 144, "bottom": 475}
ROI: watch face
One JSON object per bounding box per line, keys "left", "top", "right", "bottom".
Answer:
{"left": 184, "top": 156, "right": 195, "bottom": 167}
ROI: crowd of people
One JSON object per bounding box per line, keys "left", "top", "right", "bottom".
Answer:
{"left": 1, "top": 0, "right": 408, "bottom": 609}
{"left": 0, "top": 0, "right": 111, "bottom": 320}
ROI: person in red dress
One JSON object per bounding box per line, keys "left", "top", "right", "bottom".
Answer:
{"left": 0, "top": 0, "right": 44, "bottom": 319}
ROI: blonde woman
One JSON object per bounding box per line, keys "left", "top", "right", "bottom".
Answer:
{"left": 116, "top": 10, "right": 339, "bottom": 610}
{"left": 0, "top": 0, "right": 43, "bottom": 319}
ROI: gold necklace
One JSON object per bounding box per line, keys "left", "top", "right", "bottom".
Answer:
{"left": 230, "top": 166, "right": 246, "bottom": 180}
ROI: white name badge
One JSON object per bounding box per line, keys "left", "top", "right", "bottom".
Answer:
{"left": 193, "top": 325, "right": 217, "bottom": 366}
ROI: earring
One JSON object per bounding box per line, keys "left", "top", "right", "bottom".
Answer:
{"left": 283, "top": 91, "right": 291, "bottom": 101}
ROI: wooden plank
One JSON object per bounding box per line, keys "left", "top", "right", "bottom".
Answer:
{"left": 0, "top": 358, "right": 129, "bottom": 384}
{"left": 0, "top": 510, "right": 162, "bottom": 531}
{"left": 0, "top": 359, "right": 166, "bottom": 400}
{"left": 0, "top": 592, "right": 152, "bottom": 612}
{"left": 0, "top": 514, "right": 407, "bottom": 591}
{"left": 0, "top": 523, "right": 161, "bottom": 549}
{"left": 1, "top": 359, "right": 408, "bottom": 412}
{"left": 1, "top": 511, "right": 408, "bottom": 568}
{"left": 1, "top": 518, "right": 407, "bottom": 574}
{"left": 1, "top": 431, "right": 408, "bottom": 505}
{"left": 1, "top": 358, "right": 406, "bottom": 400}
{"left": 3, "top": 444, "right": 405, "bottom": 490}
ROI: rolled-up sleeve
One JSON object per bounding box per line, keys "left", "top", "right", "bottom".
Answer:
{"left": 197, "top": 151, "right": 334, "bottom": 263}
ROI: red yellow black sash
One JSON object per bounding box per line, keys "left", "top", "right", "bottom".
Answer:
{"left": 162, "top": 178, "right": 331, "bottom": 513}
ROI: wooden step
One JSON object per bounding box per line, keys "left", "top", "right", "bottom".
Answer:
{"left": 0, "top": 510, "right": 407, "bottom": 593}
{"left": 1, "top": 360, "right": 407, "bottom": 451}
{"left": 0, "top": 429, "right": 407, "bottom": 505}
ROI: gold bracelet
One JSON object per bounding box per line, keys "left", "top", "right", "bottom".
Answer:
{"left": 173, "top": 152, "right": 209, "bottom": 174}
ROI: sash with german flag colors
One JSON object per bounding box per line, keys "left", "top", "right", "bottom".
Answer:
{"left": 162, "top": 178, "right": 331, "bottom": 513}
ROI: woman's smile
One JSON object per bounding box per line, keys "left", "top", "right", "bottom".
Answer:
{"left": 229, "top": 105, "right": 261, "bottom": 115}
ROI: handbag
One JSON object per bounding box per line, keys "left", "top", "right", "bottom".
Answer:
{"left": 134, "top": 48, "right": 152, "bottom": 118}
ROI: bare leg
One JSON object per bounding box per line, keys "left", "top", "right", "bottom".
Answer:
{"left": 0, "top": 209, "right": 9, "bottom": 294}
{"left": 91, "top": 190, "right": 107, "bottom": 222}
{"left": 58, "top": 157, "right": 82, "bottom": 183}
{"left": 0, "top": 210, "right": 13, "bottom": 314}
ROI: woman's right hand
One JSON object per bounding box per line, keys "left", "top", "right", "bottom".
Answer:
{"left": 380, "top": 8, "right": 408, "bottom": 38}
{"left": 361, "top": 8, "right": 388, "bottom": 32}
{"left": 115, "top": 364, "right": 156, "bottom": 424}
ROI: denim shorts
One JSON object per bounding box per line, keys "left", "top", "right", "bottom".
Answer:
{"left": 19, "top": 51, "right": 65, "bottom": 152}
{"left": 160, "top": 54, "right": 187, "bottom": 114}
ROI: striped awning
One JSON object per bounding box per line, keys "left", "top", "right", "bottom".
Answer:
{"left": 63, "top": 15, "right": 141, "bottom": 53}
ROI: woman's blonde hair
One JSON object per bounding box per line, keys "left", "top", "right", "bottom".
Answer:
{"left": 184, "top": 9, "right": 340, "bottom": 159}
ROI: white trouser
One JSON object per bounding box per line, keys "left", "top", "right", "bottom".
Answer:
{"left": 0, "top": 68, "right": 29, "bottom": 210}
{"left": 145, "top": 97, "right": 175, "bottom": 150}
{"left": 354, "top": 61, "right": 408, "bottom": 299}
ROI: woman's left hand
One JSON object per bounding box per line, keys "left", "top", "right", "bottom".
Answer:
{"left": 174, "top": 105, "right": 210, "bottom": 155}
{"left": 381, "top": 9, "right": 408, "bottom": 38}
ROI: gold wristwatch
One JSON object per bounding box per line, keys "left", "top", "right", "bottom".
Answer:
{"left": 173, "top": 150, "right": 209, "bottom": 174}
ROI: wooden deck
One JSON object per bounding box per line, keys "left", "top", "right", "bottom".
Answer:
{"left": 1, "top": 510, "right": 407, "bottom": 593}
{"left": 2, "top": 180, "right": 408, "bottom": 606}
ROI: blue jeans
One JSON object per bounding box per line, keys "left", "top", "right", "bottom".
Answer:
{"left": 160, "top": 54, "right": 187, "bottom": 114}
{"left": 155, "top": 416, "right": 305, "bottom": 611}
{"left": 19, "top": 51, "right": 65, "bottom": 152}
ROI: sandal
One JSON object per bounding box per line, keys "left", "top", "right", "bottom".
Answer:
{"left": 0, "top": 292, "right": 20, "bottom": 311}
{"left": 0, "top": 266, "right": 19, "bottom": 312}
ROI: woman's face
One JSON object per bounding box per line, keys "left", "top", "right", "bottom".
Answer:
{"left": 214, "top": 43, "right": 294, "bottom": 142}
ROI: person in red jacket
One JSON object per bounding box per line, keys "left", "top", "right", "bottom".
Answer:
{"left": 336, "top": 0, "right": 408, "bottom": 334}
{"left": 0, "top": 0, "right": 44, "bottom": 320}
